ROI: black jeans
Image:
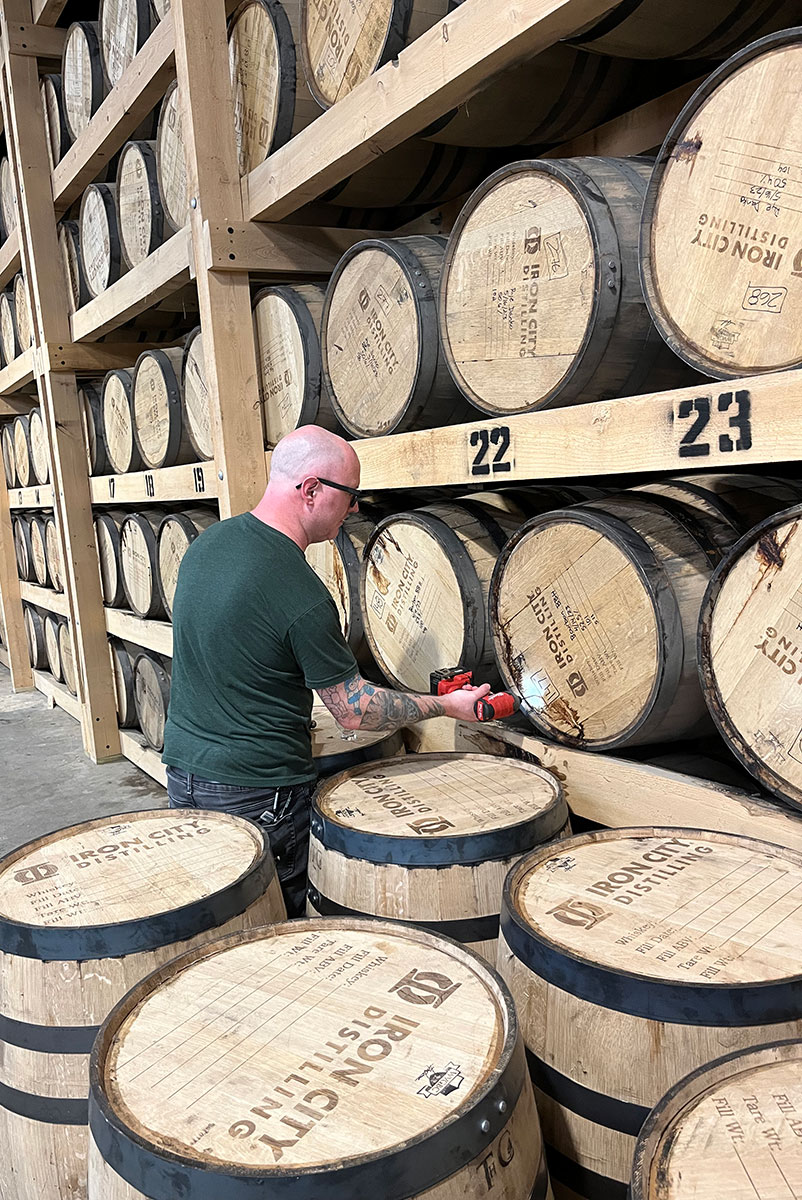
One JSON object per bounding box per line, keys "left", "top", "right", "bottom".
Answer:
{"left": 165, "top": 766, "right": 313, "bottom": 917}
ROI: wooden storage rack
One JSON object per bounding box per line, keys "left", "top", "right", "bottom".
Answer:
{"left": 0, "top": 0, "right": 799, "bottom": 839}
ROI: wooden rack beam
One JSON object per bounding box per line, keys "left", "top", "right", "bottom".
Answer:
{"left": 354, "top": 369, "right": 802, "bottom": 489}
{"left": 0, "top": 345, "right": 35, "bottom": 393}
{"left": 7, "top": 483, "right": 53, "bottom": 507}
{"left": 18, "top": 579, "right": 68, "bottom": 615}
{"left": 410, "top": 720, "right": 802, "bottom": 854}
{"left": 119, "top": 730, "right": 167, "bottom": 785}
{"left": 70, "top": 228, "right": 193, "bottom": 342}
{"left": 244, "top": 0, "right": 620, "bottom": 221}
{"left": 51, "top": 16, "right": 175, "bottom": 213}
{"left": 31, "top": 0, "right": 66, "bottom": 26}
{"left": 89, "top": 460, "right": 217, "bottom": 505}
{"left": 202, "top": 222, "right": 379, "bottom": 275}
{"left": 2, "top": 22, "right": 66, "bottom": 58}
{"left": 32, "top": 667, "right": 81, "bottom": 719}
{"left": 0, "top": 225, "right": 20, "bottom": 290}
{"left": 105, "top": 608, "right": 173, "bottom": 657}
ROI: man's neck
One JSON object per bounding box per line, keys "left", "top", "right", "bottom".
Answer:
{"left": 250, "top": 499, "right": 309, "bottom": 551}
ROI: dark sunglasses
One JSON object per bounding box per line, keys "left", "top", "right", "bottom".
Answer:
{"left": 296, "top": 476, "right": 362, "bottom": 507}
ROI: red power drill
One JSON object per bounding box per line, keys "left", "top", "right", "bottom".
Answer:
{"left": 430, "top": 668, "right": 520, "bottom": 722}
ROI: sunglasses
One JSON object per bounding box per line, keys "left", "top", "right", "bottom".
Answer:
{"left": 296, "top": 476, "right": 362, "bottom": 507}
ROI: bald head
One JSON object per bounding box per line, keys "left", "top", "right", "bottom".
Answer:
{"left": 269, "top": 426, "right": 358, "bottom": 484}
{"left": 253, "top": 426, "right": 361, "bottom": 549}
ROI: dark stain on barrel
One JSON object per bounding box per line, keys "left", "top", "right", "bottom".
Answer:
{"left": 493, "top": 615, "right": 524, "bottom": 694}
{"left": 672, "top": 133, "right": 703, "bottom": 173}
{"left": 331, "top": 550, "right": 349, "bottom": 621}
{"left": 545, "top": 696, "right": 584, "bottom": 742}
{"left": 380, "top": 529, "right": 404, "bottom": 556}
{"left": 369, "top": 560, "right": 390, "bottom": 596}
{"left": 756, "top": 530, "right": 787, "bottom": 571}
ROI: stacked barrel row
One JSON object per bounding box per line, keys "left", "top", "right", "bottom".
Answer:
{"left": 22, "top": 604, "right": 79, "bottom": 696}
{"left": 248, "top": 27, "right": 802, "bottom": 447}
{"left": 304, "top": 473, "right": 802, "bottom": 814}
{"left": 0, "top": 272, "right": 34, "bottom": 365}
{"left": 2, "top": 408, "right": 51, "bottom": 490}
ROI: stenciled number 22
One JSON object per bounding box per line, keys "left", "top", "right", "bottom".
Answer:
{"left": 470, "top": 426, "right": 512, "bottom": 476}
{"left": 677, "top": 389, "right": 752, "bottom": 458}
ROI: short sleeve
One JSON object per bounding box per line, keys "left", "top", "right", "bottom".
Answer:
{"left": 287, "top": 598, "right": 358, "bottom": 689}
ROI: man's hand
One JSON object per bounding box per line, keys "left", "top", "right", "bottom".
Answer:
{"left": 439, "top": 682, "right": 492, "bottom": 723}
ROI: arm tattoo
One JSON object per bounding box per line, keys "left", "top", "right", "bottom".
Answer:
{"left": 318, "top": 671, "right": 444, "bottom": 733}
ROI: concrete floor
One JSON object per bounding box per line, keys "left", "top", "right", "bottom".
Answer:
{"left": 0, "top": 669, "right": 166, "bottom": 857}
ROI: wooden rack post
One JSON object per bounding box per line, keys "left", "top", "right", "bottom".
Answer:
{"left": 172, "top": 0, "right": 266, "bottom": 518}
{"left": 0, "top": 0, "right": 121, "bottom": 760}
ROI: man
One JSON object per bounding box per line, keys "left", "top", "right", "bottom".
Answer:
{"left": 162, "top": 426, "right": 490, "bottom": 915}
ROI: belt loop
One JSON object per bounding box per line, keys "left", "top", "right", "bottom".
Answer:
{"left": 187, "top": 772, "right": 194, "bottom": 802}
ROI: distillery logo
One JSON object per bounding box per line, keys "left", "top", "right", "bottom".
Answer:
{"left": 547, "top": 897, "right": 611, "bottom": 929}
{"left": 416, "top": 1062, "right": 464, "bottom": 1099}
{"left": 14, "top": 862, "right": 59, "bottom": 886}
{"left": 389, "top": 968, "right": 462, "bottom": 1008}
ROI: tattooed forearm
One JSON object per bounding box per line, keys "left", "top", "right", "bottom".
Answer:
{"left": 318, "top": 672, "right": 444, "bottom": 733}
{"left": 360, "top": 688, "right": 444, "bottom": 731}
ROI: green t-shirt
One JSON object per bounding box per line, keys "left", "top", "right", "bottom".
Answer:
{"left": 162, "top": 513, "right": 357, "bottom": 786}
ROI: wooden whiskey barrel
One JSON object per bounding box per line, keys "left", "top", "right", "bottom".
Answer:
{"left": 88, "top": 918, "right": 548, "bottom": 1200}
{"left": 441, "top": 157, "right": 696, "bottom": 416}
{"left": 310, "top": 696, "right": 404, "bottom": 775}
{"left": 133, "top": 652, "right": 170, "bottom": 749}
{"left": 0, "top": 809, "right": 285, "bottom": 1200}
{"left": 155, "top": 80, "right": 187, "bottom": 235}
{"left": 306, "top": 500, "right": 396, "bottom": 671}
{"left": 94, "top": 509, "right": 127, "bottom": 607}
{"left": 58, "top": 220, "right": 92, "bottom": 313}
{"left": 301, "top": 0, "right": 450, "bottom": 109}
{"left": 109, "top": 637, "right": 137, "bottom": 727}
{"left": 99, "top": 0, "right": 154, "bottom": 88}
{"left": 13, "top": 516, "right": 32, "bottom": 581}
{"left": 59, "top": 620, "right": 78, "bottom": 696}
{"left": 252, "top": 284, "right": 340, "bottom": 446}
{"left": 80, "top": 182, "right": 127, "bottom": 298}
{"left": 0, "top": 157, "right": 18, "bottom": 241}
{"left": 0, "top": 291, "right": 20, "bottom": 365}
{"left": 320, "top": 140, "right": 491, "bottom": 208}
{"left": 635, "top": 474, "right": 802, "bottom": 559}
{"left": 631, "top": 1040, "right": 802, "bottom": 1200}
{"left": 45, "top": 516, "right": 64, "bottom": 593}
{"left": 362, "top": 500, "right": 522, "bottom": 693}
{"left": 41, "top": 74, "right": 71, "bottom": 170}
{"left": 101, "top": 368, "right": 143, "bottom": 475}
{"left": 115, "top": 140, "right": 165, "bottom": 268}
{"left": 44, "top": 613, "right": 63, "bottom": 681}
{"left": 12, "top": 415, "right": 31, "bottom": 487}
{"left": 309, "top": 752, "right": 568, "bottom": 964}
{"left": 80, "top": 382, "right": 110, "bottom": 475}
{"left": 23, "top": 605, "right": 46, "bottom": 668}
{"left": 2, "top": 423, "right": 15, "bottom": 487}
{"left": 641, "top": 31, "right": 802, "bottom": 380}
{"left": 227, "top": 0, "right": 318, "bottom": 175}
{"left": 28, "top": 409, "right": 49, "bottom": 485}
{"left": 156, "top": 507, "right": 218, "bottom": 618}
{"left": 698, "top": 503, "right": 802, "bottom": 812}
{"left": 423, "top": 44, "right": 634, "bottom": 147}
{"left": 322, "top": 236, "right": 470, "bottom": 437}
{"left": 121, "top": 511, "right": 167, "bottom": 618}
{"left": 29, "top": 517, "right": 50, "bottom": 588}
{"left": 132, "top": 347, "right": 194, "bottom": 469}
{"left": 62, "top": 21, "right": 106, "bottom": 143}
{"left": 180, "top": 326, "right": 213, "bottom": 460}
{"left": 499, "top": 827, "right": 802, "bottom": 1199}
{"left": 569, "top": 0, "right": 801, "bottom": 59}
{"left": 489, "top": 493, "right": 730, "bottom": 750}
{"left": 13, "top": 274, "right": 33, "bottom": 351}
